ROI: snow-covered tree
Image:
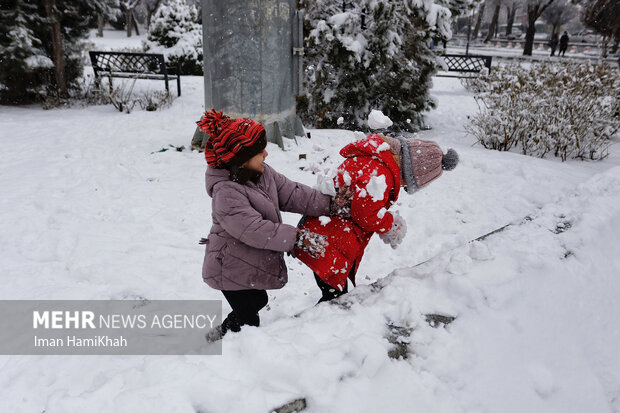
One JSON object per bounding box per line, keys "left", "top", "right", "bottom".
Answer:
{"left": 143, "top": 0, "right": 202, "bottom": 75}
{"left": 143, "top": 0, "right": 162, "bottom": 28}
{"left": 484, "top": 0, "right": 502, "bottom": 42}
{"left": 504, "top": 1, "right": 520, "bottom": 36}
{"left": 0, "top": 0, "right": 52, "bottom": 103}
{"left": 437, "top": 0, "right": 479, "bottom": 16}
{"left": 95, "top": 0, "right": 121, "bottom": 37}
{"left": 541, "top": 0, "right": 577, "bottom": 36}
{"left": 121, "top": 0, "right": 141, "bottom": 37}
{"left": 300, "top": 0, "right": 455, "bottom": 131}
{"left": 1, "top": 0, "right": 117, "bottom": 104}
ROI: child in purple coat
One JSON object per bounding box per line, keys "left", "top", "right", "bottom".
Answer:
{"left": 197, "top": 110, "right": 337, "bottom": 340}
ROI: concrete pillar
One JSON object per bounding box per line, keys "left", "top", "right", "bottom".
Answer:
{"left": 195, "top": 0, "right": 302, "bottom": 150}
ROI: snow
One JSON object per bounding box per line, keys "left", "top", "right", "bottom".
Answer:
{"left": 367, "top": 109, "right": 393, "bottom": 130}
{"left": 1, "top": 31, "right": 620, "bottom": 413}
{"left": 376, "top": 142, "right": 391, "bottom": 152}
{"left": 366, "top": 174, "right": 387, "bottom": 202}
{"left": 377, "top": 207, "right": 387, "bottom": 219}
{"left": 315, "top": 173, "right": 337, "bottom": 196}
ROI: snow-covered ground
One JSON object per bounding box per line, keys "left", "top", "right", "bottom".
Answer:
{"left": 1, "top": 30, "right": 620, "bottom": 413}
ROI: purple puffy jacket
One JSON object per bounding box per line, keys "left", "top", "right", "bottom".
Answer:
{"left": 202, "top": 164, "right": 331, "bottom": 290}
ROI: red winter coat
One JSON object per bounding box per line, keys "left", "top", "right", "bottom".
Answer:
{"left": 294, "top": 135, "right": 401, "bottom": 290}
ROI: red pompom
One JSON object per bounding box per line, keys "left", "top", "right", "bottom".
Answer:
{"left": 196, "top": 109, "right": 227, "bottom": 137}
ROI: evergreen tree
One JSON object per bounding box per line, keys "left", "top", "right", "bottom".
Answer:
{"left": 0, "top": 0, "right": 118, "bottom": 104}
{"left": 143, "top": 0, "right": 202, "bottom": 75}
{"left": 300, "top": 0, "right": 455, "bottom": 131}
{"left": 0, "top": 0, "right": 51, "bottom": 103}
{"left": 436, "top": 0, "right": 479, "bottom": 17}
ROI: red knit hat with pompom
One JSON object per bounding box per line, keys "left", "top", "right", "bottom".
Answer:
{"left": 196, "top": 109, "right": 267, "bottom": 169}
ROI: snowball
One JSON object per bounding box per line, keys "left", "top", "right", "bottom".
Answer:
{"left": 337, "top": 117, "right": 344, "bottom": 125}
{"left": 319, "top": 216, "right": 331, "bottom": 226}
{"left": 316, "top": 174, "right": 337, "bottom": 196}
{"left": 367, "top": 174, "right": 387, "bottom": 202}
{"left": 367, "top": 110, "right": 393, "bottom": 130}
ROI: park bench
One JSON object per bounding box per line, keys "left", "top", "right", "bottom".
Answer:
{"left": 436, "top": 54, "right": 493, "bottom": 78}
{"left": 89, "top": 51, "right": 181, "bottom": 96}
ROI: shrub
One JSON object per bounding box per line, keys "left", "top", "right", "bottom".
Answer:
{"left": 465, "top": 62, "right": 619, "bottom": 161}
{"left": 143, "top": 0, "right": 202, "bottom": 75}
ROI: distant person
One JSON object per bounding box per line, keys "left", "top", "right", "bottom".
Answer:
{"left": 549, "top": 33, "right": 559, "bottom": 56}
{"left": 559, "top": 31, "right": 570, "bottom": 57}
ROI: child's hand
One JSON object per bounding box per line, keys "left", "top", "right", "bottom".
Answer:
{"left": 329, "top": 186, "right": 353, "bottom": 218}
{"left": 379, "top": 211, "right": 407, "bottom": 249}
{"left": 296, "top": 229, "right": 329, "bottom": 258}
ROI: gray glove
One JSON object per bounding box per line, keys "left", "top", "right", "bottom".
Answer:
{"left": 296, "top": 229, "right": 328, "bottom": 258}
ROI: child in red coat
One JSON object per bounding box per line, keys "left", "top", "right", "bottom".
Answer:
{"left": 294, "top": 134, "right": 459, "bottom": 302}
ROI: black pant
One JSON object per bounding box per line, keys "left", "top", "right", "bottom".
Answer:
{"left": 314, "top": 274, "right": 348, "bottom": 303}
{"left": 313, "top": 260, "right": 357, "bottom": 303}
{"left": 221, "top": 289, "right": 268, "bottom": 332}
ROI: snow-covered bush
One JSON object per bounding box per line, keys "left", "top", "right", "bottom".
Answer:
{"left": 81, "top": 76, "right": 173, "bottom": 113}
{"left": 299, "top": 0, "right": 455, "bottom": 131}
{"left": 143, "top": 0, "right": 202, "bottom": 75}
{"left": 465, "top": 63, "right": 619, "bottom": 161}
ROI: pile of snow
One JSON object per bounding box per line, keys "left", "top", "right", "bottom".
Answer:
{"left": 367, "top": 109, "right": 393, "bottom": 130}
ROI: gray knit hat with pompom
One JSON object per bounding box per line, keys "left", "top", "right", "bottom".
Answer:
{"left": 388, "top": 136, "right": 459, "bottom": 193}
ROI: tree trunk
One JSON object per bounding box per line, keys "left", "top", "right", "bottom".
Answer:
{"left": 506, "top": 4, "right": 516, "bottom": 35}
{"left": 132, "top": 14, "right": 140, "bottom": 36}
{"left": 523, "top": 0, "right": 555, "bottom": 55}
{"left": 473, "top": 2, "right": 486, "bottom": 39}
{"left": 485, "top": 2, "right": 501, "bottom": 42}
{"left": 97, "top": 14, "right": 104, "bottom": 37}
{"left": 523, "top": 7, "right": 538, "bottom": 55}
{"left": 601, "top": 35, "right": 608, "bottom": 58}
{"left": 43, "top": 0, "right": 68, "bottom": 97}
{"left": 146, "top": 0, "right": 162, "bottom": 30}
{"left": 125, "top": 8, "right": 133, "bottom": 37}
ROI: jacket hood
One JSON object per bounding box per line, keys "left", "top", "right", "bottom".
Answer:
{"left": 339, "top": 134, "right": 401, "bottom": 200}
{"left": 205, "top": 167, "right": 232, "bottom": 196}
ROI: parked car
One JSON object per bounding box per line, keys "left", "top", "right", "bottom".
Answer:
{"left": 571, "top": 30, "right": 600, "bottom": 43}
{"left": 498, "top": 24, "right": 524, "bottom": 40}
